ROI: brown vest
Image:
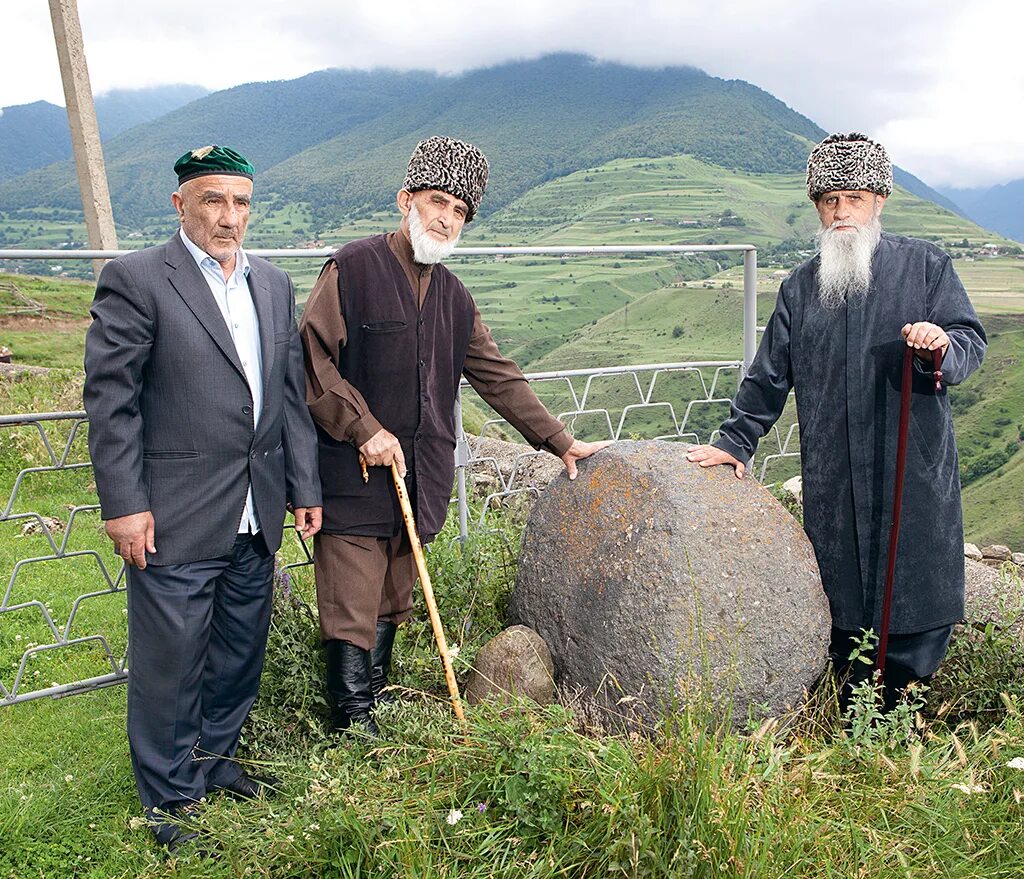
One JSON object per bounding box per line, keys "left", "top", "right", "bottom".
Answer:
{"left": 317, "top": 235, "right": 475, "bottom": 539}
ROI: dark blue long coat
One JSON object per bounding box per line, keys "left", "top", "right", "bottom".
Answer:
{"left": 714, "top": 233, "right": 986, "bottom": 634}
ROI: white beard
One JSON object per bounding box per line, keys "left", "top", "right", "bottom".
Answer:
{"left": 407, "top": 202, "right": 460, "bottom": 264}
{"left": 814, "top": 214, "right": 882, "bottom": 309}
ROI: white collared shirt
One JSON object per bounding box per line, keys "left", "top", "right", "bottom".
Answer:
{"left": 179, "top": 228, "right": 263, "bottom": 534}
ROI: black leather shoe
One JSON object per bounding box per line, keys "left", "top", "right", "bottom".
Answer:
{"left": 211, "top": 771, "right": 280, "bottom": 800}
{"left": 165, "top": 831, "right": 218, "bottom": 859}
{"left": 325, "top": 639, "right": 379, "bottom": 736}
{"left": 371, "top": 620, "right": 399, "bottom": 704}
{"left": 148, "top": 805, "right": 214, "bottom": 858}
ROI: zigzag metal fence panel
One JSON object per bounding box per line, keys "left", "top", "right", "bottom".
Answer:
{"left": 0, "top": 411, "right": 128, "bottom": 705}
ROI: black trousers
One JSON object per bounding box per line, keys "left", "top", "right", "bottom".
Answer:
{"left": 126, "top": 531, "right": 274, "bottom": 813}
{"left": 830, "top": 623, "right": 954, "bottom": 712}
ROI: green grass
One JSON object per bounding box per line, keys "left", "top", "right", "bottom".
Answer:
{"left": 957, "top": 259, "right": 1024, "bottom": 315}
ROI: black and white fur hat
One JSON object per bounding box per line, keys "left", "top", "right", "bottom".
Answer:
{"left": 806, "top": 133, "right": 892, "bottom": 202}
{"left": 403, "top": 136, "right": 490, "bottom": 221}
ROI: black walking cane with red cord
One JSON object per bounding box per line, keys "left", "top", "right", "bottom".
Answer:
{"left": 876, "top": 343, "right": 944, "bottom": 681}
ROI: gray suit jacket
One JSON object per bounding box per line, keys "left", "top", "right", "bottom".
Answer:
{"left": 84, "top": 233, "right": 322, "bottom": 565}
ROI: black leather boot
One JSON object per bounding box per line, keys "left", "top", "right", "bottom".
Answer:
{"left": 324, "top": 639, "right": 378, "bottom": 736}
{"left": 371, "top": 620, "right": 398, "bottom": 704}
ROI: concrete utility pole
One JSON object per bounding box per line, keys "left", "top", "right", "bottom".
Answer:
{"left": 48, "top": 0, "right": 118, "bottom": 278}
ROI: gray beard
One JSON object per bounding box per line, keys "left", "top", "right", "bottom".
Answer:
{"left": 408, "top": 202, "right": 460, "bottom": 264}
{"left": 814, "top": 215, "right": 882, "bottom": 309}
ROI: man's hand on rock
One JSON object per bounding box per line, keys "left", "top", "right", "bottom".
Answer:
{"left": 105, "top": 511, "right": 156, "bottom": 569}
{"left": 902, "top": 321, "right": 949, "bottom": 361}
{"left": 685, "top": 445, "right": 745, "bottom": 479}
{"left": 359, "top": 429, "right": 407, "bottom": 477}
{"left": 560, "top": 439, "right": 612, "bottom": 481}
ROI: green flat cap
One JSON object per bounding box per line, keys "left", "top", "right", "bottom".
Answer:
{"left": 174, "top": 145, "right": 254, "bottom": 185}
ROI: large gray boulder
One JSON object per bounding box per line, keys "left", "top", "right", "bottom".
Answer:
{"left": 509, "top": 440, "right": 830, "bottom": 729}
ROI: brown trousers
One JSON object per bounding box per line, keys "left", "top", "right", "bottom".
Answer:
{"left": 313, "top": 532, "right": 417, "bottom": 650}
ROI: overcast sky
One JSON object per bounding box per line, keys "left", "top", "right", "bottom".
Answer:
{"left": 2, "top": 0, "right": 1020, "bottom": 189}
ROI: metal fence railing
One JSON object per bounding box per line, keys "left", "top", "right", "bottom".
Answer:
{"left": 1, "top": 244, "right": 794, "bottom": 705}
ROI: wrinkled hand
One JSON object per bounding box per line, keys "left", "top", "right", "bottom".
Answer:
{"left": 560, "top": 439, "right": 612, "bottom": 481}
{"left": 293, "top": 506, "right": 322, "bottom": 541}
{"left": 685, "top": 444, "right": 746, "bottom": 479}
{"left": 902, "top": 322, "right": 948, "bottom": 361}
{"left": 359, "top": 429, "right": 406, "bottom": 477}
{"left": 105, "top": 511, "right": 156, "bottom": 569}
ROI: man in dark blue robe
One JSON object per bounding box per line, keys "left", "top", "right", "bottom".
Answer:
{"left": 687, "top": 133, "right": 986, "bottom": 711}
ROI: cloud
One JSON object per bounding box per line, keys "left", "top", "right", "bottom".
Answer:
{"left": 1, "top": 0, "right": 1021, "bottom": 188}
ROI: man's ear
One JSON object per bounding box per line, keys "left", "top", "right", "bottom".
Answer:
{"left": 171, "top": 190, "right": 184, "bottom": 220}
{"left": 396, "top": 189, "right": 413, "bottom": 217}
{"left": 875, "top": 194, "right": 887, "bottom": 217}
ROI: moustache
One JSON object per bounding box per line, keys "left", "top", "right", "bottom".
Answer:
{"left": 823, "top": 219, "right": 868, "bottom": 233}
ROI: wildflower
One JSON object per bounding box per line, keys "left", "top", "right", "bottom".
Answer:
{"left": 1006, "top": 757, "right": 1024, "bottom": 771}
{"left": 64, "top": 774, "right": 74, "bottom": 783}
{"left": 128, "top": 816, "right": 147, "bottom": 830}
{"left": 477, "top": 802, "right": 487, "bottom": 813}
{"left": 448, "top": 644, "right": 460, "bottom": 659}
{"left": 446, "top": 808, "right": 463, "bottom": 826}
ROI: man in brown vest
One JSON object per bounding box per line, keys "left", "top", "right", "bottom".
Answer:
{"left": 300, "top": 136, "right": 607, "bottom": 734}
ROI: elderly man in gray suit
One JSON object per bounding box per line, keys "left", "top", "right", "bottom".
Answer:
{"left": 84, "top": 145, "right": 322, "bottom": 855}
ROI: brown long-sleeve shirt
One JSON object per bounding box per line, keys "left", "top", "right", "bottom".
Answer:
{"left": 300, "top": 229, "right": 573, "bottom": 457}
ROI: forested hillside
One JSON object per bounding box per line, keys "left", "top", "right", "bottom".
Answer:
{"left": 0, "top": 54, "right": 956, "bottom": 241}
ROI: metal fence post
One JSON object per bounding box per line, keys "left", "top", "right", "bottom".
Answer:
{"left": 453, "top": 388, "right": 470, "bottom": 545}
{"left": 742, "top": 247, "right": 758, "bottom": 380}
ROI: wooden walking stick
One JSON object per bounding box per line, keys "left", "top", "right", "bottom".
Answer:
{"left": 877, "top": 345, "right": 944, "bottom": 680}
{"left": 390, "top": 462, "right": 467, "bottom": 724}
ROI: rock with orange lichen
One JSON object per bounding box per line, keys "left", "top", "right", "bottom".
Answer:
{"left": 509, "top": 440, "right": 830, "bottom": 729}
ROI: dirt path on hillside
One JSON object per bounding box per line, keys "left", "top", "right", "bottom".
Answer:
{"left": 0, "top": 314, "right": 90, "bottom": 331}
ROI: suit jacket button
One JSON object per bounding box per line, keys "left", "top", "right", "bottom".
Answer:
{"left": 242, "top": 405, "right": 252, "bottom": 415}
{"left": 250, "top": 451, "right": 257, "bottom": 459}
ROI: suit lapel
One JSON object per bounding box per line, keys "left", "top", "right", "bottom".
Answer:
{"left": 164, "top": 233, "right": 246, "bottom": 379}
{"left": 246, "top": 260, "right": 276, "bottom": 408}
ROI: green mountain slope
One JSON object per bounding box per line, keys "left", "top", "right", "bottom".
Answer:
{"left": 0, "top": 54, "right": 958, "bottom": 243}
{"left": 476, "top": 153, "right": 1006, "bottom": 252}
{"left": 0, "top": 69, "right": 438, "bottom": 228}
{"left": 0, "top": 85, "right": 208, "bottom": 182}
{"left": 259, "top": 54, "right": 825, "bottom": 229}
